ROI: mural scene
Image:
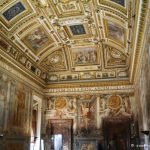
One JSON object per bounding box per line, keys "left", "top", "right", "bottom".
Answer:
{"left": 9, "top": 82, "right": 31, "bottom": 136}
{"left": 45, "top": 94, "right": 132, "bottom": 134}
{"left": 22, "top": 27, "right": 53, "bottom": 53}
{"left": 44, "top": 94, "right": 133, "bottom": 150}
{"left": 0, "top": 70, "right": 32, "bottom": 149}
{"left": 0, "top": 73, "right": 8, "bottom": 131}
{"left": 106, "top": 20, "right": 125, "bottom": 45}
{"left": 79, "top": 95, "right": 97, "bottom": 135}
{"left": 72, "top": 47, "right": 97, "bottom": 66}
{"left": 46, "top": 96, "right": 77, "bottom": 131}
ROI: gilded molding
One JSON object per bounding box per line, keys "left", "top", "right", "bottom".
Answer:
{"left": 130, "top": 0, "right": 149, "bottom": 83}
{"left": 98, "top": 0, "right": 127, "bottom": 15}
{"left": 0, "top": 35, "right": 48, "bottom": 81}
{"left": 0, "top": 54, "right": 45, "bottom": 92}
{"left": 44, "top": 85, "right": 134, "bottom": 96}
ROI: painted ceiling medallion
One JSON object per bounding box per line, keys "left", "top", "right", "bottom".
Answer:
{"left": 49, "top": 54, "right": 61, "bottom": 64}
{"left": 40, "top": 50, "right": 67, "bottom": 71}
{"left": 104, "top": 45, "right": 127, "bottom": 68}
{"left": 110, "top": 50, "right": 122, "bottom": 59}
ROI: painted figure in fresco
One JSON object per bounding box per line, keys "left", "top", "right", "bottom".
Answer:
{"left": 47, "top": 99, "right": 54, "bottom": 110}
{"left": 80, "top": 101, "right": 95, "bottom": 134}
{"left": 0, "top": 87, "right": 6, "bottom": 128}
{"left": 46, "top": 120, "right": 51, "bottom": 137}
{"left": 80, "top": 102, "right": 90, "bottom": 130}
{"left": 74, "top": 49, "right": 97, "bottom": 65}
{"left": 75, "top": 52, "right": 84, "bottom": 64}
{"left": 13, "top": 85, "right": 25, "bottom": 126}
{"left": 90, "top": 51, "right": 97, "bottom": 63}
{"left": 67, "top": 97, "right": 76, "bottom": 114}
{"left": 0, "top": 74, "right": 8, "bottom": 128}
{"left": 107, "top": 21, "right": 124, "bottom": 44}
{"left": 26, "top": 28, "right": 48, "bottom": 50}
{"left": 114, "top": 105, "right": 131, "bottom": 118}
{"left": 101, "top": 105, "right": 131, "bottom": 119}
{"left": 99, "top": 98, "right": 106, "bottom": 111}
{"left": 123, "top": 96, "right": 131, "bottom": 114}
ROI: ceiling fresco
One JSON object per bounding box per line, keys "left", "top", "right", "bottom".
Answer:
{"left": 0, "top": 0, "right": 149, "bottom": 86}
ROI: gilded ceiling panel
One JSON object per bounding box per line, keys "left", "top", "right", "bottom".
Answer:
{"left": 110, "top": 0, "right": 125, "bottom": 7}
{"left": 68, "top": 45, "right": 101, "bottom": 72}
{"left": 64, "top": 23, "right": 91, "bottom": 39}
{"left": 40, "top": 49, "right": 68, "bottom": 72}
{"left": 21, "top": 26, "right": 54, "bottom": 55}
{"left": 0, "top": 0, "right": 147, "bottom": 86}
{"left": 104, "top": 45, "right": 128, "bottom": 68}
{"left": 104, "top": 19, "right": 126, "bottom": 47}
{"left": 0, "top": 0, "right": 33, "bottom": 29}
{"left": 50, "top": 0, "right": 84, "bottom": 17}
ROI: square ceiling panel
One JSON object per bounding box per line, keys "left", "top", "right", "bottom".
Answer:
{"left": 64, "top": 23, "right": 91, "bottom": 39}
{"left": 0, "top": 0, "right": 33, "bottom": 28}
{"left": 50, "top": 0, "right": 83, "bottom": 17}
{"left": 21, "top": 26, "right": 54, "bottom": 54}
{"left": 69, "top": 24, "right": 86, "bottom": 35}
{"left": 110, "top": 0, "right": 125, "bottom": 7}
{"left": 2, "top": 2, "right": 25, "bottom": 21}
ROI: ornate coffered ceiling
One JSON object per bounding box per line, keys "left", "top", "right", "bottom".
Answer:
{"left": 0, "top": 0, "right": 149, "bottom": 87}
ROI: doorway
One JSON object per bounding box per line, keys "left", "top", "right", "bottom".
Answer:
{"left": 51, "top": 134, "right": 63, "bottom": 150}
{"left": 46, "top": 119, "right": 73, "bottom": 150}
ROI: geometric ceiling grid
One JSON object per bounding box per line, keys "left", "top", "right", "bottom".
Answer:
{"left": 0, "top": 0, "right": 149, "bottom": 86}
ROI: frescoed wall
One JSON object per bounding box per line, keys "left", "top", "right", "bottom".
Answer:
{"left": 0, "top": 69, "right": 36, "bottom": 150}
{"left": 135, "top": 43, "right": 150, "bottom": 132}
{"left": 0, "top": 73, "right": 8, "bottom": 131}
{"left": 133, "top": 38, "right": 150, "bottom": 147}
{"left": 45, "top": 94, "right": 133, "bottom": 136}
